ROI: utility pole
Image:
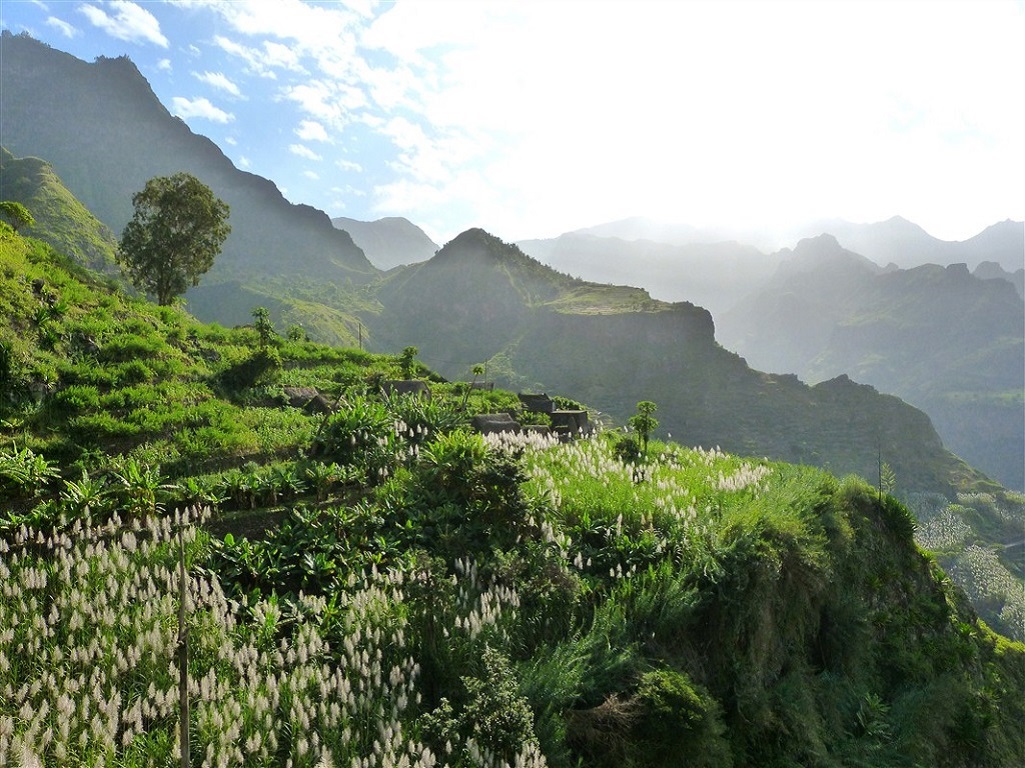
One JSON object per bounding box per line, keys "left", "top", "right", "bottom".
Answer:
{"left": 178, "top": 524, "right": 190, "bottom": 768}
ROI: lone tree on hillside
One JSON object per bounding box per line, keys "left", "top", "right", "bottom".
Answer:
{"left": 0, "top": 201, "right": 34, "bottom": 232}
{"left": 629, "top": 400, "right": 659, "bottom": 457}
{"left": 400, "top": 346, "right": 419, "bottom": 379}
{"left": 117, "top": 173, "right": 230, "bottom": 305}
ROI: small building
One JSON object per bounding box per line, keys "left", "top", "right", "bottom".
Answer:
{"left": 381, "top": 380, "right": 431, "bottom": 400}
{"left": 551, "top": 409, "right": 590, "bottom": 437}
{"left": 471, "top": 413, "right": 521, "bottom": 434}
{"left": 518, "top": 393, "right": 554, "bottom": 413}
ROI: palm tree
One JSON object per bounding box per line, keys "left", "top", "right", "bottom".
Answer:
{"left": 461, "top": 363, "right": 487, "bottom": 411}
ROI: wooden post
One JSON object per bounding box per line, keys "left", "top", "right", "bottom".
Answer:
{"left": 178, "top": 524, "right": 190, "bottom": 768}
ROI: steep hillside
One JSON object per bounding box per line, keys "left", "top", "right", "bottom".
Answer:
{"left": 369, "top": 229, "right": 987, "bottom": 496}
{"left": 0, "top": 146, "right": 117, "bottom": 273}
{"left": 333, "top": 215, "right": 439, "bottom": 269}
{"left": 2, "top": 228, "right": 1024, "bottom": 767}
{"left": 0, "top": 32, "right": 378, "bottom": 305}
{"left": 719, "top": 235, "right": 1025, "bottom": 491}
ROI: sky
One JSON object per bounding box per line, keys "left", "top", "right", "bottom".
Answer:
{"left": 1, "top": 0, "right": 1023, "bottom": 246}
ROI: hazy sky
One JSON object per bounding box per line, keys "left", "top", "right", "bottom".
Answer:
{"left": 2, "top": 0, "right": 1022, "bottom": 244}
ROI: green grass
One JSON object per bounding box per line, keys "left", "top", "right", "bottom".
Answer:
{"left": 3, "top": 227, "right": 1025, "bottom": 767}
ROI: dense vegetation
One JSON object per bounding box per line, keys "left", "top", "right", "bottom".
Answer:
{"left": 2, "top": 225, "right": 1024, "bottom": 767}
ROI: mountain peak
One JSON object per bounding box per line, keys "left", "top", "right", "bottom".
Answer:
{"left": 331, "top": 215, "right": 438, "bottom": 270}
{"left": 787, "top": 233, "right": 881, "bottom": 275}
{"left": 435, "top": 228, "right": 544, "bottom": 269}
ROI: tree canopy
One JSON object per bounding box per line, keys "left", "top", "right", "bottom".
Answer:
{"left": 629, "top": 400, "right": 659, "bottom": 455}
{"left": 117, "top": 173, "right": 230, "bottom": 305}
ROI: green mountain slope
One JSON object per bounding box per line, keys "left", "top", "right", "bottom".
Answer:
{"left": 0, "top": 146, "right": 118, "bottom": 273}
{"left": 2, "top": 227, "right": 1024, "bottom": 766}
{"left": 0, "top": 32, "right": 379, "bottom": 307}
{"left": 718, "top": 235, "right": 1025, "bottom": 491}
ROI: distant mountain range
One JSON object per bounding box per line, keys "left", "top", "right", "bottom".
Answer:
{"left": 518, "top": 217, "right": 1024, "bottom": 309}
{"left": 793, "top": 215, "right": 1024, "bottom": 272}
{"left": 331, "top": 216, "right": 439, "bottom": 270}
{"left": 717, "top": 235, "right": 1025, "bottom": 490}
{"left": 0, "top": 31, "right": 1016, "bottom": 496}
{"left": 539, "top": 214, "right": 1025, "bottom": 273}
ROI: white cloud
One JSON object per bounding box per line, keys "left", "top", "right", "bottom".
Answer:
{"left": 195, "top": 71, "right": 241, "bottom": 97}
{"left": 295, "top": 120, "right": 329, "bottom": 142}
{"left": 238, "top": 155, "right": 251, "bottom": 169}
{"left": 214, "top": 34, "right": 306, "bottom": 78}
{"left": 45, "top": 16, "right": 79, "bottom": 38}
{"left": 156, "top": 58, "right": 172, "bottom": 71}
{"left": 289, "top": 144, "right": 322, "bottom": 161}
{"left": 355, "top": 0, "right": 1024, "bottom": 242}
{"left": 128, "top": 0, "right": 1023, "bottom": 242}
{"left": 282, "top": 80, "right": 366, "bottom": 127}
{"left": 171, "top": 96, "right": 234, "bottom": 123}
{"left": 79, "top": 1, "right": 168, "bottom": 47}
{"left": 303, "top": 170, "right": 320, "bottom": 180}
{"left": 201, "top": 0, "right": 367, "bottom": 76}
{"left": 336, "top": 159, "right": 363, "bottom": 173}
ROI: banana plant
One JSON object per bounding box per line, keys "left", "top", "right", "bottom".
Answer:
{"left": 59, "top": 468, "right": 108, "bottom": 517}
{"left": 111, "top": 458, "right": 175, "bottom": 515}
{"left": 0, "top": 445, "right": 59, "bottom": 499}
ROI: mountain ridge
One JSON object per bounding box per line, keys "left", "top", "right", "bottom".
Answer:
{"left": 718, "top": 240, "right": 1025, "bottom": 490}
{"left": 372, "top": 229, "right": 985, "bottom": 496}
{"left": 0, "top": 146, "right": 118, "bottom": 274}
{"left": 0, "top": 30, "right": 379, "bottom": 293}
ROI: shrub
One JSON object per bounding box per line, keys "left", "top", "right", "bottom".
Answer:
{"left": 423, "top": 645, "right": 540, "bottom": 765}
{"left": 50, "top": 384, "right": 101, "bottom": 413}
{"left": 216, "top": 348, "right": 281, "bottom": 392}
{"left": 631, "top": 668, "right": 731, "bottom": 767}
{"left": 310, "top": 395, "right": 395, "bottom": 482}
